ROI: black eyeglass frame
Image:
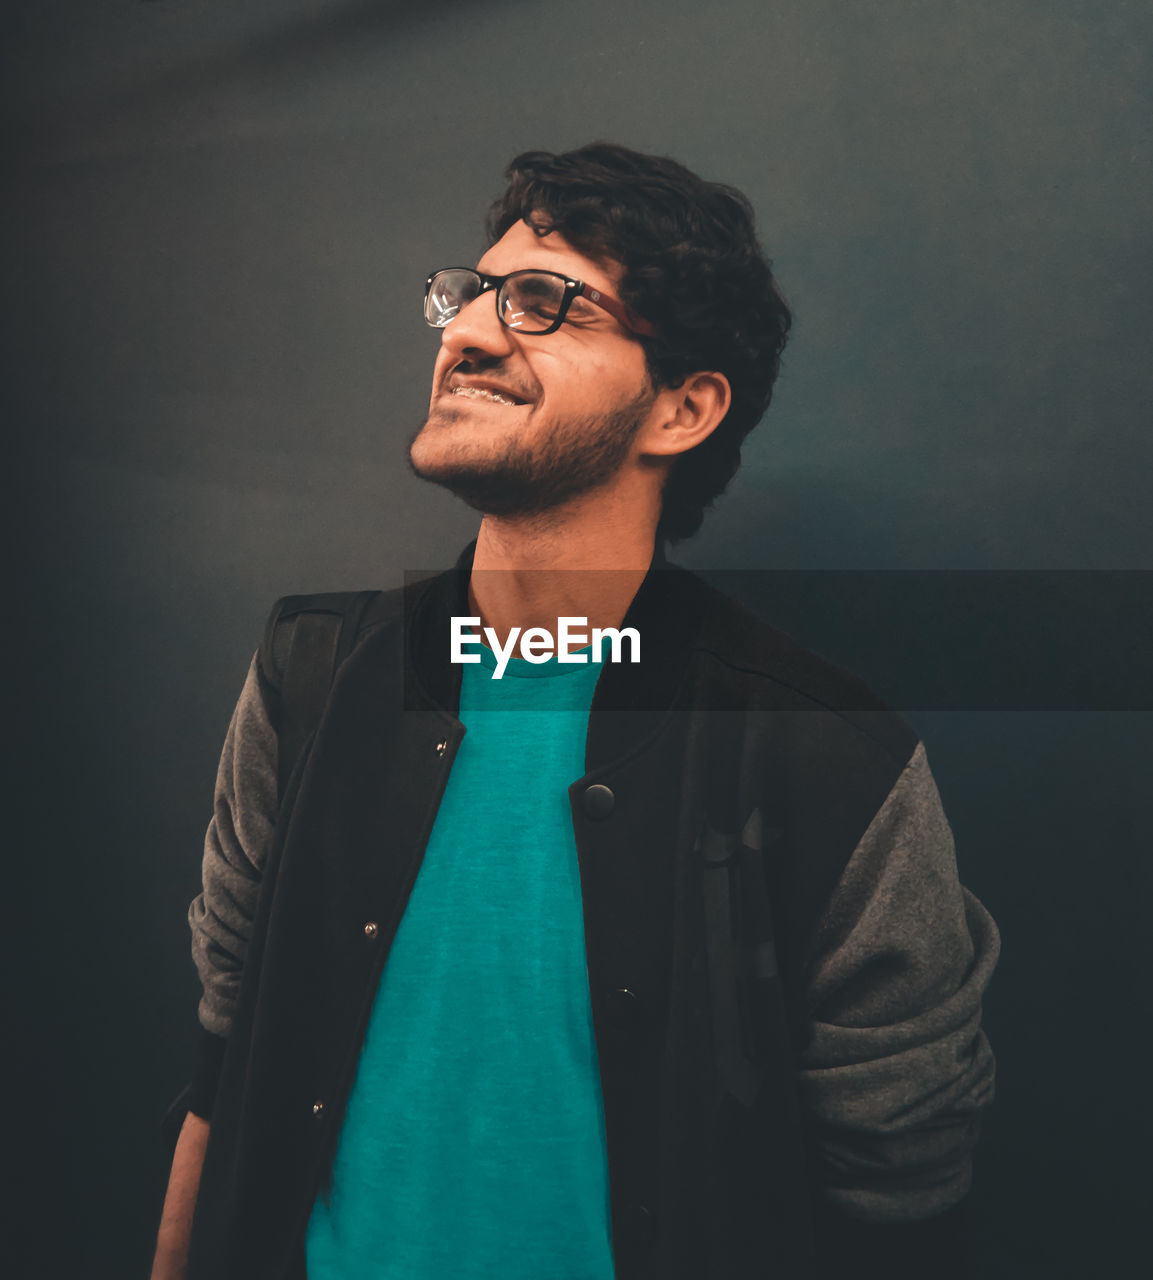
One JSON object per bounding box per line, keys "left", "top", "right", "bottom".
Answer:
{"left": 424, "top": 267, "right": 656, "bottom": 339}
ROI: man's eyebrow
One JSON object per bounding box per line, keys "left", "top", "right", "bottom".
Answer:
{"left": 473, "top": 265, "right": 564, "bottom": 276}
{"left": 468, "top": 267, "right": 611, "bottom": 316}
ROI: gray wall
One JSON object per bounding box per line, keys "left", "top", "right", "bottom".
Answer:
{"left": 7, "top": 2, "right": 1150, "bottom": 1275}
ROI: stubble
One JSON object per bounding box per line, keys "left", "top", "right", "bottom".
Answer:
{"left": 406, "top": 389, "right": 654, "bottom": 517}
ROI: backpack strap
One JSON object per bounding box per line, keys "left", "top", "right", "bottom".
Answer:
{"left": 162, "top": 589, "right": 384, "bottom": 1153}
{"left": 260, "top": 590, "right": 383, "bottom": 804}
{"left": 161, "top": 586, "right": 397, "bottom": 1153}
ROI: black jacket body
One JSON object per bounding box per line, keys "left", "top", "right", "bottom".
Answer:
{"left": 186, "top": 541, "right": 973, "bottom": 1279}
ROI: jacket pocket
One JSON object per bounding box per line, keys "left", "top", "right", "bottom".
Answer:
{"left": 698, "top": 806, "right": 780, "bottom": 1107}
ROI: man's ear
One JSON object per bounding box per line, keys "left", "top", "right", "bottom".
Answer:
{"left": 640, "top": 371, "right": 732, "bottom": 458}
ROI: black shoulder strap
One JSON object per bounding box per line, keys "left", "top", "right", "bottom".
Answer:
{"left": 260, "top": 590, "right": 383, "bottom": 803}
{"left": 161, "top": 589, "right": 385, "bottom": 1153}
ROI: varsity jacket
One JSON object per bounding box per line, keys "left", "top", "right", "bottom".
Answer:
{"left": 180, "top": 539, "right": 999, "bottom": 1279}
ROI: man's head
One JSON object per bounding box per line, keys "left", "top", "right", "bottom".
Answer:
{"left": 408, "top": 142, "right": 792, "bottom": 542}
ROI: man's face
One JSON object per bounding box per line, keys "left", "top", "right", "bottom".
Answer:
{"left": 407, "top": 218, "right": 658, "bottom": 516}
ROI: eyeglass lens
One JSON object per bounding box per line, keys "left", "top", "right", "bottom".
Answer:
{"left": 426, "top": 270, "right": 567, "bottom": 333}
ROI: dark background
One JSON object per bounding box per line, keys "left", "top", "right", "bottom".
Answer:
{"left": 6, "top": 1, "right": 1150, "bottom": 1276}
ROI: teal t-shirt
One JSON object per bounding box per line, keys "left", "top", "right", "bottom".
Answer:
{"left": 305, "top": 641, "right": 616, "bottom": 1279}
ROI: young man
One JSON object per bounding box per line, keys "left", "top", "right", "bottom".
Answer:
{"left": 153, "top": 143, "right": 998, "bottom": 1279}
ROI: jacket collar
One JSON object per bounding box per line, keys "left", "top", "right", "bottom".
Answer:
{"left": 404, "top": 537, "right": 710, "bottom": 776}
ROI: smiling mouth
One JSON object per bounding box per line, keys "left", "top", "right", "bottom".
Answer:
{"left": 449, "top": 385, "right": 527, "bottom": 407}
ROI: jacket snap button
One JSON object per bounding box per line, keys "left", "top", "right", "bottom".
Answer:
{"left": 582, "top": 783, "right": 615, "bottom": 820}
{"left": 312, "top": 1100, "right": 325, "bottom": 1116}
{"left": 604, "top": 986, "right": 641, "bottom": 1028}
{"left": 364, "top": 921, "right": 379, "bottom": 938}
{"left": 619, "top": 1201, "right": 656, "bottom": 1251}
{"left": 435, "top": 739, "right": 448, "bottom": 757}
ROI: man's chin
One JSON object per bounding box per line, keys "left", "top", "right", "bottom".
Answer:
{"left": 406, "top": 450, "right": 560, "bottom": 519}
{"left": 406, "top": 415, "right": 467, "bottom": 475}
{"left": 406, "top": 400, "right": 642, "bottom": 517}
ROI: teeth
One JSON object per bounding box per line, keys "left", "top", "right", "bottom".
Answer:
{"left": 452, "top": 385, "right": 519, "bottom": 406}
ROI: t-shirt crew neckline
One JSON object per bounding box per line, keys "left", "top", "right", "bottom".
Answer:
{"left": 475, "top": 642, "right": 599, "bottom": 680}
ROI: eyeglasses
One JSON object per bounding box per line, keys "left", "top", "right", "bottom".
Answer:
{"left": 424, "top": 267, "right": 656, "bottom": 338}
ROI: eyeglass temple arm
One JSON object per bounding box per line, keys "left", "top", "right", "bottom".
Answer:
{"left": 576, "top": 283, "right": 656, "bottom": 338}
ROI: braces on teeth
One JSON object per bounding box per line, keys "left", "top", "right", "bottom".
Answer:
{"left": 452, "top": 386, "right": 520, "bottom": 405}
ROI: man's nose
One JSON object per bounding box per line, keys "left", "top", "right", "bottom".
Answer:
{"left": 439, "top": 288, "right": 516, "bottom": 362}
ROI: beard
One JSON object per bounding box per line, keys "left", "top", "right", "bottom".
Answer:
{"left": 406, "top": 388, "right": 654, "bottom": 517}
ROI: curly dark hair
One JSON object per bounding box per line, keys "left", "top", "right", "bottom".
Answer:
{"left": 485, "top": 141, "right": 792, "bottom": 543}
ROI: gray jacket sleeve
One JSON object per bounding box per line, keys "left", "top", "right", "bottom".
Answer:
{"left": 187, "top": 652, "right": 280, "bottom": 1039}
{"left": 797, "top": 739, "right": 999, "bottom": 1222}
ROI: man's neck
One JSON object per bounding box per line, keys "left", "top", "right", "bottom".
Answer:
{"left": 466, "top": 504, "right": 658, "bottom": 656}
